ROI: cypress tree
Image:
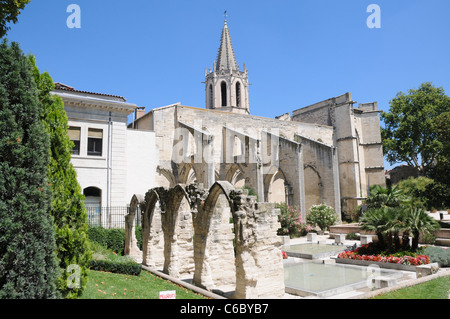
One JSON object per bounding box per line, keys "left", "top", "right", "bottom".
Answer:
{"left": 0, "top": 40, "right": 59, "bottom": 298}
{"left": 29, "top": 56, "right": 92, "bottom": 299}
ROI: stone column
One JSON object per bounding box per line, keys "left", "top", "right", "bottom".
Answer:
{"left": 232, "top": 193, "right": 285, "bottom": 299}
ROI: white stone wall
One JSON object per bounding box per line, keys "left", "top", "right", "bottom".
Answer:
{"left": 126, "top": 129, "right": 158, "bottom": 201}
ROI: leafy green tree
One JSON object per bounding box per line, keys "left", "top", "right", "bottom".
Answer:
{"left": 382, "top": 82, "right": 450, "bottom": 176}
{"left": 29, "top": 56, "right": 92, "bottom": 299}
{"left": 0, "top": 40, "right": 59, "bottom": 298}
{"left": 397, "top": 177, "right": 434, "bottom": 209}
{"left": 426, "top": 111, "right": 450, "bottom": 210}
{"left": 0, "top": 0, "right": 31, "bottom": 37}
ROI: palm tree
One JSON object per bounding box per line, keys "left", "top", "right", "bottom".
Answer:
{"left": 405, "top": 208, "right": 440, "bottom": 251}
{"left": 359, "top": 207, "right": 390, "bottom": 250}
{"left": 366, "top": 185, "right": 411, "bottom": 209}
{"left": 383, "top": 207, "right": 412, "bottom": 252}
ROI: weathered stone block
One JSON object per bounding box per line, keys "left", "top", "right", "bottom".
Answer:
{"left": 307, "top": 232, "right": 317, "bottom": 242}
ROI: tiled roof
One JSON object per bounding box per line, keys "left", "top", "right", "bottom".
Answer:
{"left": 54, "top": 82, "right": 127, "bottom": 101}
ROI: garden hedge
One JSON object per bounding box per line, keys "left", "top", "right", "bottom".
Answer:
{"left": 89, "top": 260, "right": 142, "bottom": 276}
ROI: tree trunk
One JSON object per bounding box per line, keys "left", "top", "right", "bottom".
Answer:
{"left": 412, "top": 230, "right": 420, "bottom": 251}
{"left": 401, "top": 232, "right": 410, "bottom": 250}
{"left": 376, "top": 231, "right": 385, "bottom": 250}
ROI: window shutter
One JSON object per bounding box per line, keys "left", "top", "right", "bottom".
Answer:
{"left": 68, "top": 127, "right": 81, "bottom": 140}
{"left": 88, "top": 128, "right": 103, "bottom": 139}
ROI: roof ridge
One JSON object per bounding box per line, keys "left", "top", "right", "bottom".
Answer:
{"left": 54, "top": 82, "right": 127, "bottom": 101}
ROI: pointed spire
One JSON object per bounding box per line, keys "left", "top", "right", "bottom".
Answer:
{"left": 216, "top": 14, "right": 239, "bottom": 71}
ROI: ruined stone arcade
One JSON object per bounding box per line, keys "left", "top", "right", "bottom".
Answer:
{"left": 124, "top": 181, "right": 285, "bottom": 299}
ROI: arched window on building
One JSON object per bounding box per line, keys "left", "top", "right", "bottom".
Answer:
{"left": 84, "top": 187, "right": 102, "bottom": 226}
{"left": 221, "top": 81, "right": 227, "bottom": 106}
{"left": 84, "top": 187, "right": 102, "bottom": 208}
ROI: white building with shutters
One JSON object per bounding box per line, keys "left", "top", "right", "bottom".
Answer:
{"left": 52, "top": 83, "right": 158, "bottom": 216}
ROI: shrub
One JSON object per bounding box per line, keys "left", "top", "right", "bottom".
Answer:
{"left": 87, "top": 227, "right": 126, "bottom": 255}
{"left": 307, "top": 204, "right": 337, "bottom": 232}
{"left": 276, "top": 203, "right": 303, "bottom": 238}
{"left": 422, "top": 246, "right": 450, "bottom": 268}
{"left": 89, "top": 240, "right": 141, "bottom": 276}
{"left": 346, "top": 232, "right": 359, "bottom": 240}
{"left": 89, "top": 259, "right": 141, "bottom": 276}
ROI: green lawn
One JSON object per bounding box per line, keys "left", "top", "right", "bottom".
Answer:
{"left": 372, "top": 276, "right": 450, "bottom": 299}
{"left": 80, "top": 270, "right": 207, "bottom": 300}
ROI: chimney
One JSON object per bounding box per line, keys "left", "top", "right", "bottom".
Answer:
{"left": 135, "top": 107, "right": 146, "bottom": 120}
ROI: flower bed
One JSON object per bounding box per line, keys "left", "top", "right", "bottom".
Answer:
{"left": 337, "top": 250, "right": 431, "bottom": 266}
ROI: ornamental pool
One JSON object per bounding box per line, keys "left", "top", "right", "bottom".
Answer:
{"left": 281, "top": 243, "right": 347, "bottom": 259}
{"left": 284, "top": 261, "right": 403, "bottom": 298}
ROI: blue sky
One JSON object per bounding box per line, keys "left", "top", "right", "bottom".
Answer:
{"left": 6, "top": 0, "right": 450, "bottom": 169}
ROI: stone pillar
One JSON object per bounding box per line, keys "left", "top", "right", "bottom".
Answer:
{"left": 124, "top": 195, "right": 143, "bottom": 263}
{"left": 232, "top": 193, "right": 285, "bottom": 299}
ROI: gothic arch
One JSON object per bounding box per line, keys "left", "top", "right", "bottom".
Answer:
{"left": 203, "top": 181, "right": 235, "bottom": 211}
{"left": 225, "top": 163, "right": 246, "bottom": 188}
{"left": 264, "top": 167, "right": 287, "bottom": 204}
{"left": 124, "top": 194, "right": 144, "bottom": 260}
{"left": 161, "top": 184, "right": 194, "bottom": 278}
{"left": 221, "top": 81, "right": 227, "bottom": 106}
{"left": 157, "top": 167, "right": 176, "bottom": 188}
{"left": 192, "top": 181, "right": 236, "bottom": 291}
{"left": 141, "top": 188, "right": 167, "bottom": 268}
{"left": 178, "top": 163, "right": 198, "bottom": 185}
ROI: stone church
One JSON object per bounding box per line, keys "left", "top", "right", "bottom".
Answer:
{"left": 129, "top": 18, "right": 385, "bottom": 220}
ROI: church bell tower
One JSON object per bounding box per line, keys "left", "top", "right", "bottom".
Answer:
{"left": 205, "top": 16, "right": 250, "bottom": 115}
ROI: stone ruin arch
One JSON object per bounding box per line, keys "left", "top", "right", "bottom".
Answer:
{"left": 160, "top": 184, "right": 194, "bottom": 278}
{"left": 125, "top": 181, "right": 285, "bottom": 299}
{"left": 188, "top": 181, "right": 236, "bottom": 293}
{"left": 263, "top": 166, "right": 288, "bottom": 204}
{"left": 139, "top": 188, "right": 165, "bottom": 269}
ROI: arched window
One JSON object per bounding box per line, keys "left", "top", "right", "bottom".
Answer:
{"left": 84, "top": 187, "right": 102, "bottom": 226}
{"left": 221, "top": 81, "right": 227, "bottom": 106}
{"left": 209, "top": 84, "right": 214, "bottom": 108}
{"left": 84, "top": 187, "right": 102, "bottom": 208}
{"left": 236, "top": 82, "right": 241, "bottom": 107}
